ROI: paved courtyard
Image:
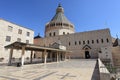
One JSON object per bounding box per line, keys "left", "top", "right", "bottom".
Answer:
{"left": 0, "top": 59, "right": 97, "bottom": 80}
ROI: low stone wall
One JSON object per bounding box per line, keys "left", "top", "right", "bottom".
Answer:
{"left": 98, "top": 58, "right": 111, "bottom": 80}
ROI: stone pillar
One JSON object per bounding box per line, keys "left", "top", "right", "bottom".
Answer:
{"left": 68, "top": 53, "right": 71, "bottom": 60}
{"left": 21, "top": 46, "right": 25, "bottom": 66}
{"left": 44, "top": 50, "right": 47, "bottom": 64}
{"left": 8, "top": 47, "right": 14, "bottom": 65}
{"left": 30, "top": 50, "right": 33, "bottom": 63}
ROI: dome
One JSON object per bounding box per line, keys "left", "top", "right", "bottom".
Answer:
{"left": 50, "top": 4, "right": 72, "bottom": 24}
{"left": 45, "top": 4, "right": 75, "bottom": 37}
{"left": 34, "top": 33, "right": 42, "bottom": 39}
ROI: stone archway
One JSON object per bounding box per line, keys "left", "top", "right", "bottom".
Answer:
{"left": 82, "top": 45, "right": 91, "bottom": 59}
{"left": 85, "top": 51, "right": 91, "bottom": 59}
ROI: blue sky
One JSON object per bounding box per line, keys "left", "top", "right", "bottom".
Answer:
{"left": 0, "top": 0, "right": 120, "bottom": 38}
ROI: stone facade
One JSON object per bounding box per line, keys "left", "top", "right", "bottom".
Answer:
{"left": 0, "top": 19, "right": 34, "bottom": 63}
{"left": 112, "top": 46, "right": 120, "bottom": 67}
{"left": 34, "top": 4, "right": 113, "bottom": 64}
{"left": 35, "top": 29, "right": 113, "bottom": 61}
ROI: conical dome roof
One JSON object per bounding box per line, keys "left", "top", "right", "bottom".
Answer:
{"left": 50, "top": 4, "right": 72, "bottom": 24}
{"left": 45, "top": 4, "right": 75, "bottom": 37}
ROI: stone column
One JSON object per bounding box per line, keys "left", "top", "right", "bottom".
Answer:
{"left": 44, "top": 50, "right": 47, "bottom": 64}
{"left": 68, "top": 53, "right": 71, "bottom": 60}
{"left": 8, "top": 47, "right": 14, "bottom": 66}
{"left": 21, "top": 46, "right": 25, "bottom": 66}
{"left": 30, "top": 50, "right": 33, "bottom": 63}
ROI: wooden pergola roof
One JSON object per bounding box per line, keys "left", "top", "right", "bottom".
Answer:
{"left": 5, "top": 42, "right": 71, "bottom": 53}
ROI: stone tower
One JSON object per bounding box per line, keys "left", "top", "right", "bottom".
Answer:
{"left": 45, "top": 4, "right": 75, "bottom": 37}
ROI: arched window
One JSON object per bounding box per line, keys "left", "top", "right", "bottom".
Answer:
{"left": 106, "top": 38, "right": 109, "bottom": 43}
{"left": 87, "top": 40, "right": 89, "bottom": 44}
{"left": 75, "top": 41, "right": 77, "bottom": 45}
{"left": 101, "top": 39, "right": 104, "bottom": 43}
{"left": 79, "top": 41, "right": 81, "bottom": 45}
{"left": 92, "top": 40, "right": 94, "bottom": 44}
{"left": 53, "top": 32, "right": 55, "bottom": 36}
{"left": 60, "top": 23, "right": 62, "bottom": 26}
{"left": 49, "top": 33, "right": 51, "bottom": 36}
{"left": 58, "top": 23, "right": 61, "bottom": 26}
{"left": 56, "top": 23, "right": 59, "bottom": 26}
{"left": 63, "top": 32, "right": 65, "bottom": 35}
{"left": 96, "top": 39, "right": 99, "bottom": 43}
{"left": 83, "top": 41, "right": 85, "bottom": 44}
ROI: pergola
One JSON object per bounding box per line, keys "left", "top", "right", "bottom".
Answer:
{"left": 5, "top": 42, "right": 71, "bottom": 66}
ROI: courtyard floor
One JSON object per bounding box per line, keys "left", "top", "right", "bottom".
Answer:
{"left": 0, "top": 59, "right": 97, "bottom": 80}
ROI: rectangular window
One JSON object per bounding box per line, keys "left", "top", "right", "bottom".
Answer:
{"left": 17, "top": 38, "right": 21, "bottom": 42}
{"left": 79, "top": 41, "right": 81, "bottom": 45}
{"left": 49, "top": 33, "right": 51, "bottom": 37}
{"left": 53, "top": 32, "right": 55, "bottom": 36}
{"left": 8, "top": 26, "right": 13, "bottom": 32}
{"left": 27, "top": 32, "right": 30, "bottom": 36}
{"left": 83, "top": 41, "right": 85, "bottom": 44}
{"left": 26, "top": 40, "right": 29, "bottom": 44}
{"left": 92, "top": 40, "right": 94, "bottom": 44}
{"left": 18, "top": 29, "right": 22, "bottom": 34}
{"left": 75, "top": 41, "right": 77, "bottom": 45}
{"left": 6, "top": 36, "right": 11, "bottom": 42}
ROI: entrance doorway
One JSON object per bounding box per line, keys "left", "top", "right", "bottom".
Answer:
{"left": 85, "top": 51, "right": 90, "bottom": 59}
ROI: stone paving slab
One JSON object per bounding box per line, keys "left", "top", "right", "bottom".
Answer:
{"left": 0, "top": 59, "right": 97, "bottom": 80}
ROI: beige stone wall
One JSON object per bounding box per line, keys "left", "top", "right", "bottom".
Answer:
{"left": 45, "top": 28, "right": 74, "bottom": 37}
{"left": 35, "top": 28, "right": 112, "bottom": 59}
{"left": 112, "top": 46, "right": 120, "bottom": 67}
{"left": 0, "top": 19, "right": 34, "bottom": 63}
{"left": 98, "top": 59, "right": 111, "bottom": 80}
{"left": 99, "top": 46, "right": 112, "bottom": 60}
